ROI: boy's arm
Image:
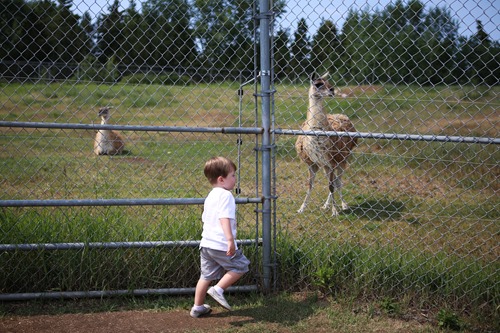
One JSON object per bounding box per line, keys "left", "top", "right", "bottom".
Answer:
{"left": 220, "top": 218, "right": 235, "bottom": 256}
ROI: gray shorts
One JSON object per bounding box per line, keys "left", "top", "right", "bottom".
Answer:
{"left": 199, "top": 247, "right": 250, "bottom": 281}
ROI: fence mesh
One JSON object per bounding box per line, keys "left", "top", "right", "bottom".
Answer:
{"left": 0, "top": 0, "right": 499, "bottom": 325}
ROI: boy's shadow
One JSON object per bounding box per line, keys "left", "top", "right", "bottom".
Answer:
{"left": 211, "top": 294, "right": 320, "bottom": 327}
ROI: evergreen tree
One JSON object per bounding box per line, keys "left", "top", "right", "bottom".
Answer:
{"left": 1, "top": 0, "right": 496, "bottom": 85}
{"left": 421, "top": 6, "right": 459, "bottom": 84}
{"left": 0, "top": 0, "right": 30, "bottom": 61}
{"left": 339, "top": 10, "right": 357, "bottom": 83}
{"left": 53, "top": 0, "right": 87, "bottom": 64}
{"left": 193, "top": 0, "right": 284, "bottom": 79}
{"left": 79, "top": 11, "right": 94, "bottom": 59}
{"left": 340, "top": 1, "right": 464, "bottom": 85}
{"left": 142, "top": 0, "right": 196, "bottom": 69}
{"left": 290, "top": 18, "right": 311, "bottom": 82}
{"left": 57, "top": 0, "right": 72, "bottom": 10}
{"left": 120, "top": 0, "right": 145, "bottom": 70}
{"left": 357, "top": 11, "right": 380, "bottom": 84}
{"left": 274, "top": 28, "right": 290, "bottom": 80}
{"left": 24, "top": 1, "right": 59, "bottom": 62}
{"left": 96, "top": 0, "right": 124, "bottom": 64}
{"left": 229, "top": 0, "right": 254, "bottom": 72}
{"left": 193, "top": 0, "right": 255, "bottom": 76}
{"left": 193, "top": 0, "right": 237, "bottom": 73}
{"left": 469, "top": 20, "right": 498, "bottom": 85}
{"left": 407, "top": 0, "right": 425, "bottom": 33}
{"left": 311, "top": 20, "right": 340, "bottom": 76}
{"left": 340, "top": 9, "right": 371, "bottom": 84}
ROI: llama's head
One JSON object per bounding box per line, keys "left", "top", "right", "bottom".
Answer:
{"left": 309, "top": 73, "right": 335, "bottom": 100}
{"left": 98, "top": 107, "right": 111, "bottom": 120}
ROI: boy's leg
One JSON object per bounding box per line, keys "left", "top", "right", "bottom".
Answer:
{"left": 194, "top": 278, "right": 212, "bottom": 306}
{"left": 207, "top": 271, "right": 243, "bottom": 310}
{"left": 216, "top": 271, "right": 243, "bottom": 290}
{"left": 191, "top": 278, "right": 213, "bottom": 318}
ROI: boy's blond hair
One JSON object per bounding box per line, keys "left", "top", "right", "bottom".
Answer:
{"left": 204, "top": 157, "right": 237, "bottom": 184}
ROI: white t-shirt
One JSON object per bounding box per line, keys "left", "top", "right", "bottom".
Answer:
{"left": 200, "top": 187, "right": 237, "bottom": 252}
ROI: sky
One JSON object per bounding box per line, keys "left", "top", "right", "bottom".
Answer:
{"left": 72, "top": 0, "right": 500, "bottom": 41}
{"left": 281, "top": 0, "right": 499, "bottom": 40}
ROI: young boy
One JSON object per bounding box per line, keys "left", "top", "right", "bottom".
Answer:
{"left": 190, "top": 156, "right": 250, "bottom": 318}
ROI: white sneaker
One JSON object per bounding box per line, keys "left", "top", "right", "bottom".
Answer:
{"left": 207, "top": 286, "right": 232, "bottom": 310}
{"left": 190, "top": 304, "right": 212, "bottom": 318}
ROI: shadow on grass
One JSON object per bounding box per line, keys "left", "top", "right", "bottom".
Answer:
{"left": 211, "top": 293, "right": 320, "bottom": 327}
{"left": 347, "top": 199, "right": 405, "bottom": 221}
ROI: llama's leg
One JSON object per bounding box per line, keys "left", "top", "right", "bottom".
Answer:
{"left": 298, "top": 165, "right": 318, "bottom": 213}
{"left": 335, "top": 167, "right": 349, "bottom": 211}
{"left": 323, "top": 168, "right": 339, "bottom": 216}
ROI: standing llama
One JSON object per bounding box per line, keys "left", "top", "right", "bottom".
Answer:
{"left": 94, "top": 107, "right": 125, "bottom": 155}
{"left": 295, "top": 73, "right": 357, "bottom": 216}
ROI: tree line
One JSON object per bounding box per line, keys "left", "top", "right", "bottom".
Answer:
{"left": 1, "top": 0, "right": 498, "bottom": 85}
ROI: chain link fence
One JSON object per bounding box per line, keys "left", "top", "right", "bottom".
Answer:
{"left": 1, "top": 0, "right": 498, "bottom": 326}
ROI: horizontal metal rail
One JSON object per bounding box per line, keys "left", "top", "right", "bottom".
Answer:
{"left": 0, "top": 121, "right": 264, "bottom": 134}
{"left": 274, "top": 128, "right": 500, "bottom": 145}
{"left": 3, "top": 121, "right": 496, "bottom": 144}
{"left": 0, "top": 197, "right": 263, "bottom": 207}
{"left": 0, "top": 285, "right": 259, "bottom": 301}
{"left": 0, "top": 238, "right": 262, "bottom": 251}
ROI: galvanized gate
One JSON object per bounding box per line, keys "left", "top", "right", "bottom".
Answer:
{"left": 0, "top": 0, "right": 276, "bottom": 300}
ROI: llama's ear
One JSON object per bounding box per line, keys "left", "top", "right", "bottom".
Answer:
{"left": 320, "top": 72, "right": 330, "bottom": 79}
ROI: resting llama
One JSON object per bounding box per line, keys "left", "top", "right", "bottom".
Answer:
{"left": 94, "top": 107, "right": 125, "bottom": 155}
{"left": 295, "top": 73, "right": 357, "bottom": 216}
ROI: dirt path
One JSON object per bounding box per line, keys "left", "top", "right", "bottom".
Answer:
{"left": 1, "top": 309, "right": 249, "bottom": 333}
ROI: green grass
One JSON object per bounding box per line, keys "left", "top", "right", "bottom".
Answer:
{"left": 0, "top": 82, "right": 499, "bottom": 331}
{"left": 0, "top": 206, "right": 260, "bottom": 292}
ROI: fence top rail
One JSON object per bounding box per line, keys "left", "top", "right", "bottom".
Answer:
{"left": 274, "top": 128, "right": 500, "bottom": 145}
{"left": 0, "top": 197, "right": 263, "bottom": 207}
{"left": 0, "top": 121, "right": 264, "bottom": 135}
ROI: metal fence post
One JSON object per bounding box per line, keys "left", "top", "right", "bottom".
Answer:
{"left": 259, "top": 0, "right": 273, "bottom": 292}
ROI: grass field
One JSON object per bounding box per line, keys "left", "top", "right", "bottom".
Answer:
{"left": 0, "top": 81, "right": 498, "bottom": 331}
{"left": 0, "top": 292, "right": 481, "bottom": 332}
